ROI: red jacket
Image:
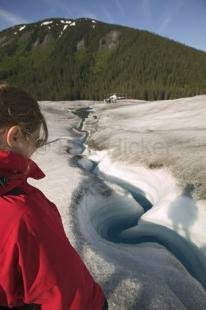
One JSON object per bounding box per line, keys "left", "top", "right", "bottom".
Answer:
{"left": 0, "top": 150, "right": 105, "bottom": 309}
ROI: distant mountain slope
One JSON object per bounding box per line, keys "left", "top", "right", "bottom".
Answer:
{"left": 0, "top": 17, "right": 206, "bottom": 100}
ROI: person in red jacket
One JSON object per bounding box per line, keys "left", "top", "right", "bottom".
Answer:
{"left": 0, "top": 84, "right": 108, "bottom": 310}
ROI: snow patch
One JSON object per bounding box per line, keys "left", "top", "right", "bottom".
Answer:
{"left": 92, "top": 20, "right": 96, "bottom": 23}
{"left": 70, "top": 22, "right": 76, "bottom": 27}
{"left": 63, "top": 25, "right": 68, "bottom": 31}
{"left": 41, "top": 21, "right": 53, "bottom": 26}
{"left": 59, "top": 24, "right": 69, "bottom": 38}
{"left": 60, "top": 20, "right": 72, "bottom": 24}
{"left": 19, "top": 25, "right": 26, "bottom": 31}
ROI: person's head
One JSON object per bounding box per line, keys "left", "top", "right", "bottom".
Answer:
{"left": 0, "top": 84, "right": 48, "bottom": 158}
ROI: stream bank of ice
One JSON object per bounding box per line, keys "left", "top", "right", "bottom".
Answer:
{"left": 87, "top": 151, "right": 206, "bottom": 252}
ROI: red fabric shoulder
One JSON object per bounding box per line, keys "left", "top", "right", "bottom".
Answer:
{"left": 0, "top": 188, "right": 104, "bottom": 309}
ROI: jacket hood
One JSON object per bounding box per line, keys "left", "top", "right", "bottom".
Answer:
{"left": 0, "top": 150, "right": 45, "bottom": 196}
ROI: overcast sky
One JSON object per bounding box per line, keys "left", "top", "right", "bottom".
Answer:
{"left": 0, "top": 0, "right": 205, "bottom": 51}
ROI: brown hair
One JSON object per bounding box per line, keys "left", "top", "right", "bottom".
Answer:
{"left": 0, "top": 84, "right": 48, "bottom": 147}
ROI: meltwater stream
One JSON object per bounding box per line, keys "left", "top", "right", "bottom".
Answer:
{"left": 69, "top": 107, "right": 206, "bottom": 290}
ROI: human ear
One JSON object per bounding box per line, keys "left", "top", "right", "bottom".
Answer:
{"left": 6, "top": 125, "right": 22, "bottom": 148}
